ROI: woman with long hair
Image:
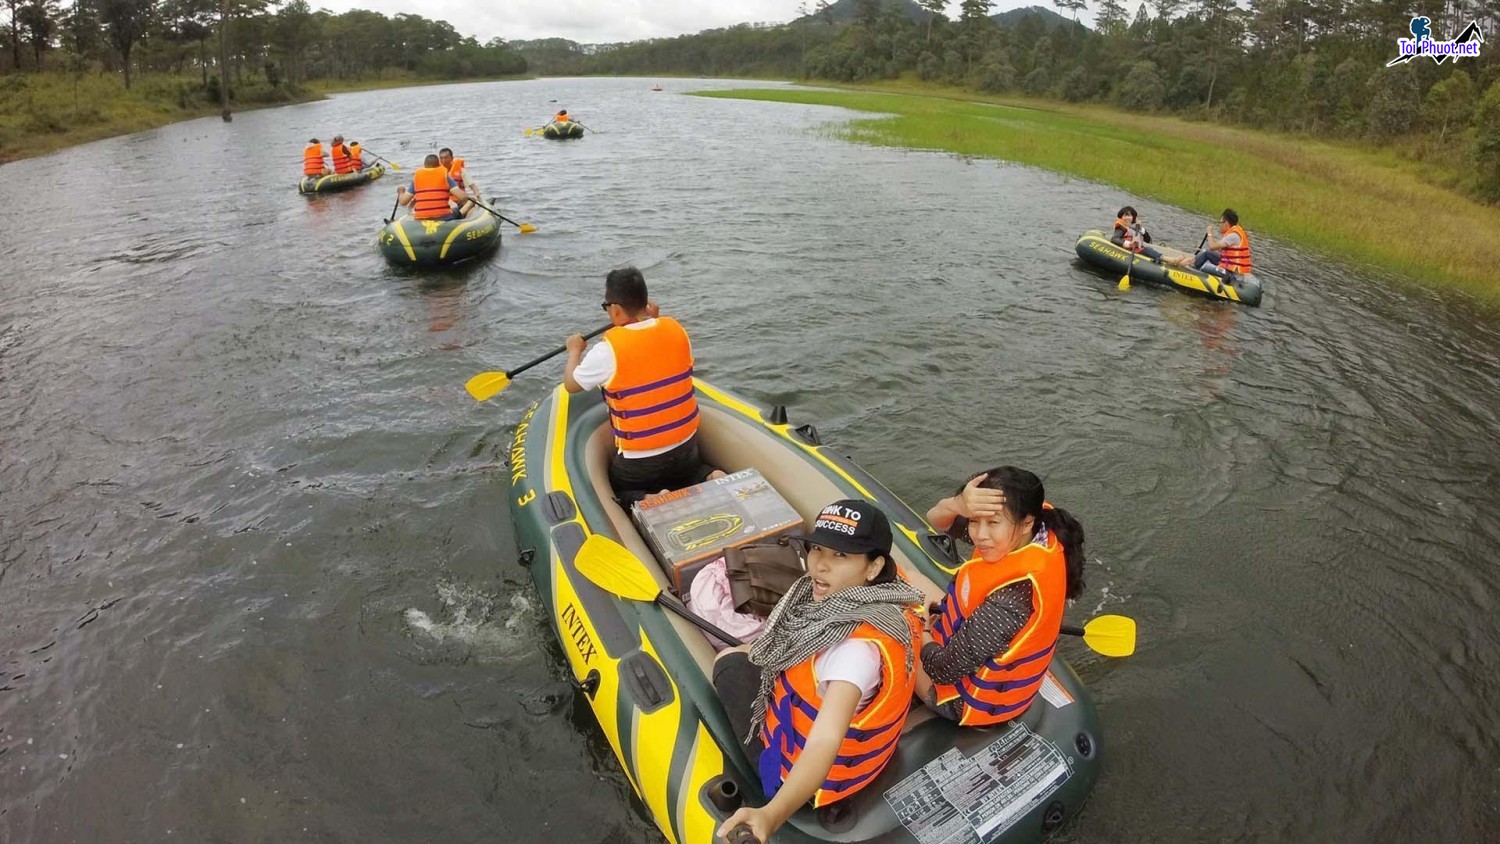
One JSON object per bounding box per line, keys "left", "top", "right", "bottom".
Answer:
{"left": 916, "top": 466, "right": 1086, "bottom": 726}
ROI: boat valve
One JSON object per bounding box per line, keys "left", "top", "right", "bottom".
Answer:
{"left": 705, "top": 777, "right": 742, "bottom": 814}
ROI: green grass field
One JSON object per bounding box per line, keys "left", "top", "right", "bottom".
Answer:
{"left": 696, "top": 85, "right": 1500, "bottom": 304}
{"left": 0, "top": 71, "right": 526, "bottom": 164}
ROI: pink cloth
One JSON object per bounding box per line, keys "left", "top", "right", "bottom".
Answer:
{"left": 686, "top": 558, "right": 765, "bottom": 649}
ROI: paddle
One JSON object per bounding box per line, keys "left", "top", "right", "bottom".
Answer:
{"left": 577, "top": 532, "right": 1136, "bottom": 657}
{"left": 462, "top": 196, "right": 539, "bottom": 234}
{"left": 1060, "top": 615, "right": 1136, "bottom": 657}
{"left": 576, "top": 535, "right": 746, "bottom": 647}
{"left": 1117, "top": 243, "right": 1138, "bottom": 291}
{"left": 574, "top": 122, "right": 600, "bottom": 134}
{"left": 363, "top": 150, "right": 402, "bottom": 170}
{"left": 465, "top": 323, "right": 611, "bottom": 401}
{"left": 384, "top": 195, "right": 400, "bottom": 225}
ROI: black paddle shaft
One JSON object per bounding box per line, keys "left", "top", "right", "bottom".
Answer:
{"left": 506, "top": 323, "right": 612, "bottom": 379}
{"left": 464, "top": 197, "right": 530, "bottom": 231}
{"left": 655, "top": 594, "right": 745, "bottom": 648}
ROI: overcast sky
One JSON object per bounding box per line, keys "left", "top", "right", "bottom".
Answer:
{"left": 309, "top": 0, "right": 1099, "bottom": 45}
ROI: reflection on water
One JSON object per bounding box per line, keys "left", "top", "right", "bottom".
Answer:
{"left": 1, "top": 76, "right": 1498, "bottom": 843}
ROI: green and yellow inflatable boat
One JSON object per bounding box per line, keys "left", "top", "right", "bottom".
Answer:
{"left": 298, "top": 164, "right": 385, "bottom": 195}
{"left": 542, "top": 120, "right": 586, "bottom": 140}
{"left": 508, "top": 379, "right": 1103, "bottom": 843}
{"left": 377, "top": 190, "right": 501, "bottom": 269}
{"left": 1075, "top": 229, "right": 1264, "bottom": 307}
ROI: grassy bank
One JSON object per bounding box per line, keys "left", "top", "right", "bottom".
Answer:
{"left": 0, "top": 71, "right": 527, "bottom": 164}
{"left": 695, "top": 84, "right": 1500, "bottom": 304}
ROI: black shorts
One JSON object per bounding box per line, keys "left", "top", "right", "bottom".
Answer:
{"left": 609, "top": 433, "right": 717, "bottom": 504}
{"left": 712, "top": 651, "right": 766, "bottom": 755}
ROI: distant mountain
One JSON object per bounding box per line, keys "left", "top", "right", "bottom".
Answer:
{"left": 792, "top": 0, "right": 934, "bottom": 25}
{"left": 991, "top": 5, "right": 1081, "bottom": 30}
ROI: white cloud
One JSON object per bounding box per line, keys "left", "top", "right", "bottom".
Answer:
{"left": 307, "top": 0, "right": 1090, "bottom": 46}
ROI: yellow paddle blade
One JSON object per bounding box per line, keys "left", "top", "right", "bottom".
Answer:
{"left": 577, "top": 535, "right": 665, "bottom": 603}
{"left": 1117, "top": 275, "right": 1131, "bottom": 291}
{"left": 518, "top": 223, "right": 538, "bottom": 234}
{"left": 464, "top": 371, "right": 511, "bottom": 401}
{"left": 1082, "top": 614, "right": 1136, "bottom": 657}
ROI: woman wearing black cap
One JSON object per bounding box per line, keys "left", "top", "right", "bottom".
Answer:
{"left": 714, "top": 500, "right": 923, "bottom": 843}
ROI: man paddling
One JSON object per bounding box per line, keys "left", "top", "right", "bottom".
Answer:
{"left": 330, "top": 135, "right": 356, "bottom": 175}
{"left": 1173, "top": 209, "right": 1254, "bottom": 279}
{"left": 302, "top": 138, "right": 329, "bottom": 177}
{"left": 438, "top": 147, "right": 472, "bottom": 216}
{"left": 396, "top": 154, "right": 469, "bottom": 221}
{"left": 563, "top": 267, "right": 724, "bottom": 504}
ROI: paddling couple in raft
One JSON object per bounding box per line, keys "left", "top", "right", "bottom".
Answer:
{"left": 1114, "top": 206, "right": 1254, "bottom": 279}
{"left": 559, "top": 269, "right": 1088, "bottom": 844}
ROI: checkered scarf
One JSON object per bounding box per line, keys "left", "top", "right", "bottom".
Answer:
{"left": 745, "top": 574, "right": 922, "bottom": 743}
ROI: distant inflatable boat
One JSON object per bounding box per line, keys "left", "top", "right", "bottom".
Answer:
{"left": 1074, "top": 230, "right": 1264, "bottom": 307}
{"left": 298, "top": 164, "right": 385, "bottom": 195}
{"left": 542, "top": 121, "right": 586, "bottom": 140}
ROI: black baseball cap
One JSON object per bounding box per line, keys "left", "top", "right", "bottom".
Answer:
{"left": 796, "top": 499, "right": 892, "bottom": 557}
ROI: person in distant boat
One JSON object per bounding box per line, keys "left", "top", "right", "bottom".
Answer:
{"left": 1172, "top": 208, "right": 1253, "bottom": 278}
{"left": 302, "top": 138, "right": 329, "bottom": 177}
{"left": 914, "top": 467, "right": 1086, "bottom": 727}
{"left": 563, "top": 267, "right": 725, "bottom": 504}
{"left": 1111, "top": 206, "right": 1162, "bottom": 261}
{"left": 438, "top": 147, "right": 472, "bottom": 215}
{"left": 329, "top": 135, "right": 356, "bottom": 175}
{"left": 348, "top": 141, "right": 365, "bottom": 172}
{"left": 713, "top": 500, "right": 924, "bottom": 844}
{"left": 396, "top": 154, "right": 469, "bottom": 221}
{"left": 438, "top": 147, "right": 466, "bottom": 188}
{"left": 554, "top": 108, "right": 571, "bottom": 124}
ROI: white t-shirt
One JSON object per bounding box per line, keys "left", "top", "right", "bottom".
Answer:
{"left": 1217, "top": 231, "right": 1241, "bottom": 249}
{"left": 813, "top": 639, "right": 883, "bottom": 709}
{"left": 572, "top": 318, "right": 694, "bottom": 459}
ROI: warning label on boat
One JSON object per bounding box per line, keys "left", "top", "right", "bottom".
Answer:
{"left": 883, "top": 724, "right": 1071, "bottom": 844}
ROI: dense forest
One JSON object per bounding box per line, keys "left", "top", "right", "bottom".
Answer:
{"left": 0, "top": 0, "right": 526, "bottom": 101}
{"left": 515, "top": 0, "right": 1500, "bottom": 202}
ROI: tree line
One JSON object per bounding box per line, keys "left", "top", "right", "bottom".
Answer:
{"left": 0, "top": 0, "right": 526, "bottom": 94}
{"left": 515, "top": 0, "right": 1500, "bottom": 203}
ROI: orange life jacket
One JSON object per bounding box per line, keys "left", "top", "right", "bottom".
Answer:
{"left": 445, "top": 157, "right": 465, "bottom": 186}
{"left": 1114, "top": 218, "right": 1142, "bottom": 252}
{"left": 931, "top": 524, "right": 1066, "bottom": 727}
{"left": 302, "top": 143, "right": 326, "bottom": 176}
{"left": 1217, "top": 224, "right": 1252, "bottom": 274}
{"left": 554, "top": 113, "right": 569, "bottom": 124}
{"left": 331, "top": 144, "right": 353, "bottom": 174}
{"left": 349, "top": 144, "right": 363, "bottom": 171}
{"left": 410, "top": 166, "right": 454, "bottom": 220}
{"left": 760, "top": 616, "right": 921, "bottom": 807}
{"left": 601, "top": 318, "right": 700, "bottom": 452}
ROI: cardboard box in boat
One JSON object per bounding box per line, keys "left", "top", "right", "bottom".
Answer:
{"left": 630, "top": 468, "right": 803, "bottom": 594}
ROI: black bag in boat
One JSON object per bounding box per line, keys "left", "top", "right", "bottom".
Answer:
{"left": 724, "top": 538, "right": 804, "bottom": 617}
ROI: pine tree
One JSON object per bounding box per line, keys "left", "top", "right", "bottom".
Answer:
{"left": 919, "top": 0, "right": 946, "bottom": 43}
{"left": 1054, "top": 0, "right": 1089, "bottom": 21}
{"left": 1097, "top": 0, "right": 1128, "bottom": 35}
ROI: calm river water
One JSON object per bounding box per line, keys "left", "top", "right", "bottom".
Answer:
{"left": 2, "top": 77, "right": 1498, "bottom": 843}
